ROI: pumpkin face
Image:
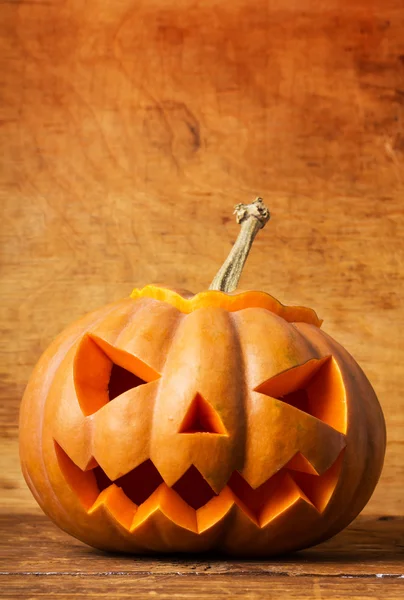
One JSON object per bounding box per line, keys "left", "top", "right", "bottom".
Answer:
{"left": 20, "top": 285, "right": 385, "bottom": 555}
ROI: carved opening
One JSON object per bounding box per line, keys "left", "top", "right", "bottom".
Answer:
{"left": 287, "top": 450, "right": 345, "bottom": 512}
{"left": 179, "top": 393, "right": 228, "bottom": 435}
{"left": 108, "top": 364, "right": 146, "bottom": 401}
{"left": 55, "top": 441, "right": 219, "bottom": 514}
{"left": 54, "top": 442, "right": 99, "bottom": 510}
{"left": 55, "top": 441, "right": 343, "bottom": 532}
{"left": 227, "top": 470, "right": 283, "bottom": 522}
{"left": 254, "top": 356, "right": 347, "bottom": 434}
{"left": 93, "top": 461, "right": 216, "bottom": 511}
{"left": 279, "top": 388, "right": 310, "bottom": 413}
{"left": 74, "top": 334, "right": 160, "bottom": 416}
{"left": 172, "top": 466, "right": 217, "bottom": 509}
{"left": 93, "top": 459, "right": 164, "bottom": 506}
{"left": 285, "top": 452, "right": 319, "bottom": 475}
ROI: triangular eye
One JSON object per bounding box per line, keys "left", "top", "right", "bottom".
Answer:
{"left": 75, "top": 334, "right": 160, "bottom": 416}
{"left": 255, "top": 357, "right": 329, "bottom": 400}
{"left": 254, "top": 356, "right": 346, "bottom": 433}
{"left": 277, "top": 388, "right": 310, "bottom": 413}
{"left": 285, "top": 451, "right": 319, "bottom": 475}
{"left": 108, "top": 364, "right": 146, "bottom": 401}
{"left": 179, "top": 393, "right": 228, "bottom": 435}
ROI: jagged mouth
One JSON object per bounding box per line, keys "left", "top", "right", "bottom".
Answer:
{"left": 55, "top": 442, "right": 343, "bottom": 533}
{"left": 94, "top": 460, "right": 217, "bottom": 511}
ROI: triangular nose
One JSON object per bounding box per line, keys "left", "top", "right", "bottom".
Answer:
{"left": 178, "top": 393, "right": 228, "bottom": 435}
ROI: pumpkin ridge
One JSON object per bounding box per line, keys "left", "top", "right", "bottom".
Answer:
{"left": 149, "top": 307, "right": 245, "bottom": 493}
{"left": 228, "top": 310, "right": 249, "bottom": 478}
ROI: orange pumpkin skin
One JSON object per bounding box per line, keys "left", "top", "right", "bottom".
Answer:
{"left": 19, "top": 285, "right": 386, "bottom": 556}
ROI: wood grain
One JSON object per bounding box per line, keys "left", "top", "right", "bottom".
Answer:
{"left": 0, "top": 515, "right": 403, "bottom": 598}
{"left": 1, "top": 0, "right": 403, "bottom": 517}
{"left": 2, "top": 576, "right": 404, "bottom": 600}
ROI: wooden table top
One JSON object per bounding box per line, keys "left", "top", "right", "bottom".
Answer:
{"left": 0, "top": 514, "right": 403, "bottom": 598}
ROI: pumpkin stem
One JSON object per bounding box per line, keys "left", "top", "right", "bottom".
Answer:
{"left": 209, "top": 197, "right": 270, "bottom": 293}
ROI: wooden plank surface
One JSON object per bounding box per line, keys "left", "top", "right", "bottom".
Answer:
{"left": 2, "top": 576, "right": 404, "bottom": 600}
{"left": 0, "top": 514, "right": 403, "bottom": 599}
{"left": 1, "top": 0, "right": 403, "bottom": 520}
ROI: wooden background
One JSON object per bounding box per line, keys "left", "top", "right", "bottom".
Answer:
{"left": 1, "top": 0, "right": 403, "bottom": 518}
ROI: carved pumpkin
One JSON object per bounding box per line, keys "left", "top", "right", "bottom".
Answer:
{"left": 19, "top": 199, "right": 385, "bottom": 555}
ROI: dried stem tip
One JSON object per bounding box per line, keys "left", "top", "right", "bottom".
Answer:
{"left": 209, "top": 197, "right": 270, "bottom": 293}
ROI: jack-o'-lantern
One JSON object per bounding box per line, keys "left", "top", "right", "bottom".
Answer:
{"left": 19, "top": 198, "right": 385, "bottom": 555}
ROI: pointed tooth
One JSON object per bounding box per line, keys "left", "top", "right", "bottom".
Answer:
{"left": 131, "top": 484, "right": 197, "bottom": 533}
{"left": 196, "top": 487, "right": 235, "bottom": 533}
{"left": 154, "top": 454, "right": 235, "bottom": 494}
{"left": 84, "top": 486, "right": 142, "bottom": 552}
{"left": 89, "top": 484, "right": 137, "bottom": 530}
{"left": 127, "top": 484, "right": 237, "bottom": 552}
{"left": 84, "top": 456, "right": 99, "bottom": 471}
{"left": 129, "top": 484, "right": 200, "bottom": 552}
{"left": 288, "top": 449, "right": 344, "bottom": 513}
{"left": 284, "top": 452, "right": 320, "bottom": 475}
{"left": 54, "top": 441, "right": 99, "bottom": 510}
{"left": 151, "top": 459, "right": 191, "bottom": 489}
{"left": 258, "top": 472, "right": 317, "bottom": 527}
{"left": 191, "top": 456, "right": 235, "bottom": 494}
{"left": 220, "top": 480, "right": 320, "bottom": 556}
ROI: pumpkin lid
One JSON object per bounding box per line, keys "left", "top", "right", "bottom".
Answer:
{"left": 130, "top": 285, "right": 322, "bottom": 326}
